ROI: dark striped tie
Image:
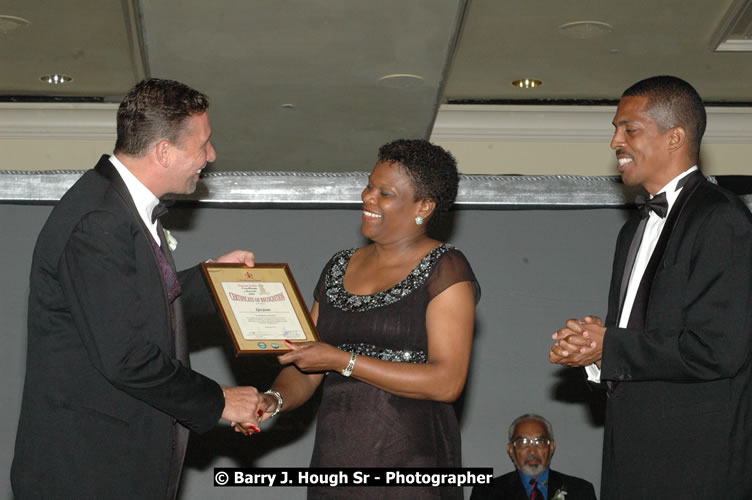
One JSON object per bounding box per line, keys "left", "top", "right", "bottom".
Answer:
{"left": 529, "top": 478, "right": 543, "bottom": 500}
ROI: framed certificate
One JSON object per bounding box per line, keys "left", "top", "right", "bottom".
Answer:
{"left": 200, "top": 263, "right": 319, "bottom": 354}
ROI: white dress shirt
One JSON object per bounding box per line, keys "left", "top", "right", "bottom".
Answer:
{"left": 109, "top": 155, "right": 162, "bottom": 243}
{"left": 586, "top": 166, "right": 698, "bottom": 382}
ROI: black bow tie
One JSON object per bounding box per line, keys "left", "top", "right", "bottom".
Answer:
{"left": 151, "top": 200, "right": 173, "bottom": 223}
{"left": 635, "top": 192, "right": 668, "bottom": 219}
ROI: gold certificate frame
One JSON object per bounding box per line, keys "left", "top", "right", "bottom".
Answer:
{"left": 200, "top": 263, "right": 319, "bottom": 354}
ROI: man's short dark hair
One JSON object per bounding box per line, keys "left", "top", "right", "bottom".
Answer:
{"left": 377, "top": 139, "right": 459, "bottom": 229}
{"left": 508, "top": 413, "right": 555, "bottom": 442}
{"left": 622, "top": 75, "right": 706, "bottom": 163}
{"left": 114, "top": 78, "right": 210, "bottom": 157}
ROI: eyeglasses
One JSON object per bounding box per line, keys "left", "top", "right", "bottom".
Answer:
{"left": 512, "top": 437, "right": 551, "bottom": 449}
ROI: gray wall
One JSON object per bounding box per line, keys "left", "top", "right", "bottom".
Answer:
{"left": 2, "top": 204, "right": 628, "bottom": 499}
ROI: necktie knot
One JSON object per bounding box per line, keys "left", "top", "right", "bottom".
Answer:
{"left": 635, "top": 191, "right": 668, "bottom": 219}
{"left": 151, "top": 200, "right": 173, "bottom": 223}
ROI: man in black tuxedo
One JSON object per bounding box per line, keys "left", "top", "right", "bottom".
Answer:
{"left": 550, "top": 75, "right": 752, "bottom": 499}
{"left": 12, "top": 79, "right": 262, "bottom": 499}
{"left": 470, "top": 414, "right": 597, "bottom": 500}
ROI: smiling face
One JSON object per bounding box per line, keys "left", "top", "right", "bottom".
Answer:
{"left": 507, "top": 419, "right": 556, "bottom": 477}
{"left": 610, "top": 95, "right": 676, "bottom": 195}
{"left": 166, "top": 111, "right": 216, "bottom": 195}
{"left": 360, "top": 161, "right": 429, "bottom": 244}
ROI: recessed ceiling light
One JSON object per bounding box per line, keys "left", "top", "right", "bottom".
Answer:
{"left": 40, "top": 74, "right": 73, "bottom": 85}
{"left": 558, "top": 21, "right": 613, "bottom": 39}
{"left": 0, "top": 15, "right": 30, "bottom": 35}
{"left": 377, "top": 74, "right": 425, "bottom": 88}
{"left": 512, "top": 79, "right": 542, "bottom": 89}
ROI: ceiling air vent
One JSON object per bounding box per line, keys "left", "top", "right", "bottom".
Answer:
{"left": 713, "top": 0, "right": 752, "bottom": 51}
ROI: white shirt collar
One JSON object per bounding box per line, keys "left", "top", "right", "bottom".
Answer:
{"left": 108, "top": 155, "right": 160, "bottom": 240}
{"left": 653, "top": 165, "right": 698, "bottom": 214}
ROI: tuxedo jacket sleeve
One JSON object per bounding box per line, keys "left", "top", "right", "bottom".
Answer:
{"left": 601, "top": 179, "right": 752, "bottom": 382}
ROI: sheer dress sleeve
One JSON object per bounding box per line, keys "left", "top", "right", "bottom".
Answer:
{"left": 425, "top": 248, "right": 480, "bottom": 304}
{"left": 313, "top": 256, "right": 332, "bottom": 304}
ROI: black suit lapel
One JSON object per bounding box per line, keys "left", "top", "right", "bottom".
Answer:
{"left": 615, "top": 213, "right": 644, "bottom": 322}
{"left": 94, "top": 155, "right": 185, "bottom": 354}
{"left": 628, "top": 170, "right": 705, "bottom": 328}
{"left": 94, "top": 156, "right": 176, "bottom": 266}
{"left": 94, "top": 156, "right": 131, "bottom": 205}
{"left": 547, "top": 470, "right": 563, "bottom": 498}
{"left": 94, "top": 156, "right": 152, "bottom": 236}
{"left": 509, "top": 472, "right": 529, "bottom": 500}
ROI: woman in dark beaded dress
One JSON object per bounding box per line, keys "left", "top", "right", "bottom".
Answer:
{"left": 257, "top": 139, "right": 480, "bottom": 499}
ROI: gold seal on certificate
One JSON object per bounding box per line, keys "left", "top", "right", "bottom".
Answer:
{"left": 200, "top": 263, "right": 319, "bottom": 354}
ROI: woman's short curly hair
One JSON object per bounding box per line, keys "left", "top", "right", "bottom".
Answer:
{"left": 377, "top": 139, "right": 459, "bottom": 225}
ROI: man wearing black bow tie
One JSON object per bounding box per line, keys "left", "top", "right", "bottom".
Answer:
{"left": 12, "top": 79, "right": 261, "bottom": 499}
{"left": 549, "top": 76, "right": 752, "bottom": 499}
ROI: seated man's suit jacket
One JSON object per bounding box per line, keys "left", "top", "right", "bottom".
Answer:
{"left": 470, "top": 469, "right": 597, "bottom": 500}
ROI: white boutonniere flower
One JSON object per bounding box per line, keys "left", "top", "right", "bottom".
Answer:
{"left": 552, "top": 487, "right": 567, "bottom": 500}
{"left": 163, "top": 228, "right": 178, "bottom": 251}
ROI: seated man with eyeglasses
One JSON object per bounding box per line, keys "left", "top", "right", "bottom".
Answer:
{"left": 470, "top": 413, "right": 596, "bottom": 500}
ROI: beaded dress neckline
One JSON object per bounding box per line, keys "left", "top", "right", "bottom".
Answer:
{"left": 324, "top": 243, "right": 452, "bottom": 312}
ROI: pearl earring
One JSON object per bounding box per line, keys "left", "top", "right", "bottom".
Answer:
{"left": 415, "top": 216, "right": 424, "bottom": 225}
